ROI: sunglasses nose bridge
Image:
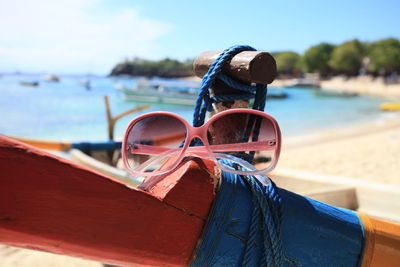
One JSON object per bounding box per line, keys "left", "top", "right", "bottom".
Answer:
{"left": 186, "top": 125, "right": 209, "bottom": 145}
{"left": 187, "top": 125, "right": 204, "bottom": 139}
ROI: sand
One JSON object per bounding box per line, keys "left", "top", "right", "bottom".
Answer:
{"left": 275, "top": 114, "right": 400, "bottom": 185}
{"left": 0, "top": 245, "right": 102, "bottom": 267}
{"left": 320, "top": 75, "right": 400, "bottom": 99}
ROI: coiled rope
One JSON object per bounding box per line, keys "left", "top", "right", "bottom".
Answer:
{"left": 190, "top": 45, "right": 284, "bottom": 266}
{"left": 192, "top": 45, "right": 268, "bottom": 127}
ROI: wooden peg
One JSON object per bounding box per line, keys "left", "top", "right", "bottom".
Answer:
{"left": 193, "top": 50, "right": 276, "bottom": 115}
{"left": 193, "top": 50, "right": 277, "bottom": 85}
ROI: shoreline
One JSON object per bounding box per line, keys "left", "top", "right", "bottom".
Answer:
{"left": 320, "top": 76, "right": 400, "bottom": 100}
{"left": 270, "top": 75, "right": 400, "bottom": 100}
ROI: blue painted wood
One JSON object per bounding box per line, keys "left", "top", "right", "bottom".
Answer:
{"left": 279, "top": 188, "right": 364, "bottom": 266}
{"left": 191, "top": 175, "right": 364, "bottom": 266}
{"left": 191, "top": 172, "right": 253, "bottom": 266}
{"left": 71, "top": 141, "right": 121, "bottom": 152}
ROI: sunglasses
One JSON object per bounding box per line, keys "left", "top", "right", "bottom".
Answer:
{"left": 122, "top": 108, "right": 281, "bottom": 177}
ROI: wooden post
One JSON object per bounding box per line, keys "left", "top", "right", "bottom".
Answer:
{"left": 103, "top": 95, "right": 149, "bottom": 165}
{"left": 103, "top": 95, "right": 149, "bottom": 141}
{"left": 193, "top": 50, "right": 277, "bottom": 114}
{"left": 104, "top": 95, "right": 114, "bottom": 140}
{"left": 192, "top": 49, "right": 278, "bottom": 163}
{"left": 193, "top": 51, "right": 277, "bottom": 84}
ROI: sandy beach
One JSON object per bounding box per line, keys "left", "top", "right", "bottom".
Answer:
{"left": 275, "top": 113, "right": 400, "bottom": 185}
{"left": 320, "top": 76, "right": 400, "bottom": 99}
{"left": 271, "top": 75, "right": 400, "bottom": 100}
{"left": 0, "top": 245, "right": 102, "bottom": 267}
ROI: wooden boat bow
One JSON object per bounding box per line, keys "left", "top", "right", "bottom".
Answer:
{"left": 0, "top": 136, "right": 218, "bottom": 266}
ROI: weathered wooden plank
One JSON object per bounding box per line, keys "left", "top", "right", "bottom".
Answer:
{"left": 304, "top": 187, "right": 359, "bottom": 210}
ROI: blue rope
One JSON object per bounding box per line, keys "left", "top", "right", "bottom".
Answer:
{"left": 223, "top": 159, "right": 284, "bottom": 267}
{"left": 217, "top": 73, "right": 256, "bottom": 93}
{"left": 192, "top": 45, "right": 268, "bottom": 127}
{"left": 212, "top": 93, "right": 255, "bottom": 102}
{"left": 241, "top": 174, "right": 284, "bottom": 266}
{"left": 190, "top": 45, "right": 283, "bottom": 266}
{"left": 190, "top": 165, "right": 284, "bottom": 266}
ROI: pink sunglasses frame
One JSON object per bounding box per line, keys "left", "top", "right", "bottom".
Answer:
{"left": 122, "top": 108, "right": 281, "bottom": 177}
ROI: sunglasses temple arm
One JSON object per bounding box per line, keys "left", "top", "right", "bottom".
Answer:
{"left": 132, "top": 150, "right": 181, "bottom": 173}
{"left": 130, "top": 139, "right": 277, "bottom": 155}
{"left": 207, "top": 140, "right": 277, "bottom": 152}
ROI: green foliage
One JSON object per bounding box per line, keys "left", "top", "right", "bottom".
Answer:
{"left": 110, "top": 57, "right": 194, "bottom": 78}
{"left": 272, "top": 51, "right": 302, "bottom": 75}
{"left": 328, "top": 39, "right": 364, "bottom": 75}
{"left": 303, "top": 43, "right": 335, "bottom": 76}
{"left": 367, "top": 38, "right": 400, "bottom": 74}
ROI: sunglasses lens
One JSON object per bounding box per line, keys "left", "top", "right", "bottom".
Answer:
{"left": 125, "top": 115, "right": 187, "bottom": 175}
{"left": 207, "top": 112, "right": 279, "bottom": 173}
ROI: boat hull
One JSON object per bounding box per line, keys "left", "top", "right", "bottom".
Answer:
{"left": 0, "top": 136, "right": 217, "bottom": 266}
{"left": 123, "top": 91, "right": 196, "bottom": 105}
{"left": 1, "top": 136, "right": 400, "bottom": 266}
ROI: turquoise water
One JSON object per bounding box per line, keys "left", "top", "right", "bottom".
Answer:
{"left": 0, "top": 74, "right": 386, "bottom": 142}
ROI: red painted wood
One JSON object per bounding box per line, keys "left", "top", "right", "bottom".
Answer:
{"left": 0, "top": 136, "right": 217, "bottom": 266}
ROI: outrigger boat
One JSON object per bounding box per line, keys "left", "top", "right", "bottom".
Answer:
{"left": 314, "top": 89, "right": 359, "bottom": 97}
{"left": 1, "top": 47, "right": 399, "bottom": 266}
{"left": 116, "top": 78, "right": 200, "bottom": 105}
{"left": 1, "top": 132, "right": 400, "bottom": 266}
{"left": 19, "top": 81, "right": 39, "bottom": 87}
{"left": 42, "top": 74, "right": 60, "bottom": 82}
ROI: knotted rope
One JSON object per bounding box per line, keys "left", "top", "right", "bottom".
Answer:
{"left": 190, "top": 159, "right": 284, "bottom": 266}
{"left": 192, "top": 45, "right": 268, "bottom": 127}
{"left": 190, "top": 45, "right": 284, "bottom": 266}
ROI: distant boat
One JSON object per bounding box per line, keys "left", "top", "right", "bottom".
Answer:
{"left": 314, "top": 89, "right": 359, "bottom": 98}
{"left": 288, "top": 78, "right": 320, "bottom": 88}
{"left": 117, "top": 79, "right": 200, "bottom": 105}
{"left": 79, "top": 79, "right": 91, "bottom": 90}
{"left": 380, "top": 102, "right": 400, "bottom": 111}
{"left": 20, "top": 81, "right": 39, "bottom": 87}
{"left": 118, "top": 79, "right": 288, "bottom": 104}
{"left": 43, "top": 74, "right": 60, "bottom": 82}
{"left": 267, "top": 88, "right": 288, "bottom": 99}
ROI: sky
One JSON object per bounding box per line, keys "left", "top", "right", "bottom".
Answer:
{"left": 0, "top": 0, "right": 399, "bottom": 75}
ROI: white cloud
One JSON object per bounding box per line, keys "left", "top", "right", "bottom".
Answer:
{"left": 0, "top": 0, "right": 171, "bottom": 74}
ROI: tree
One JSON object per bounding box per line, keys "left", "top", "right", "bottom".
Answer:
{"left": 272, "top": 51, "right": 302, "bottom": 76}
{"left": 328, "top": 39, "right": 364, "bottom": 75}
{"left": 303, "top": 43, "right": 335, "bottom": 76}
{"left": 366, "top": 38, "right": 400, "bottom": 75}
{"left": 110, "top": 58, "right": 194, "bottom": 78}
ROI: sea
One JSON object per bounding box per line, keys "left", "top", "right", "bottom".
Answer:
{"left": 0, "top": 74, "right": 389, "bottom": 143}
